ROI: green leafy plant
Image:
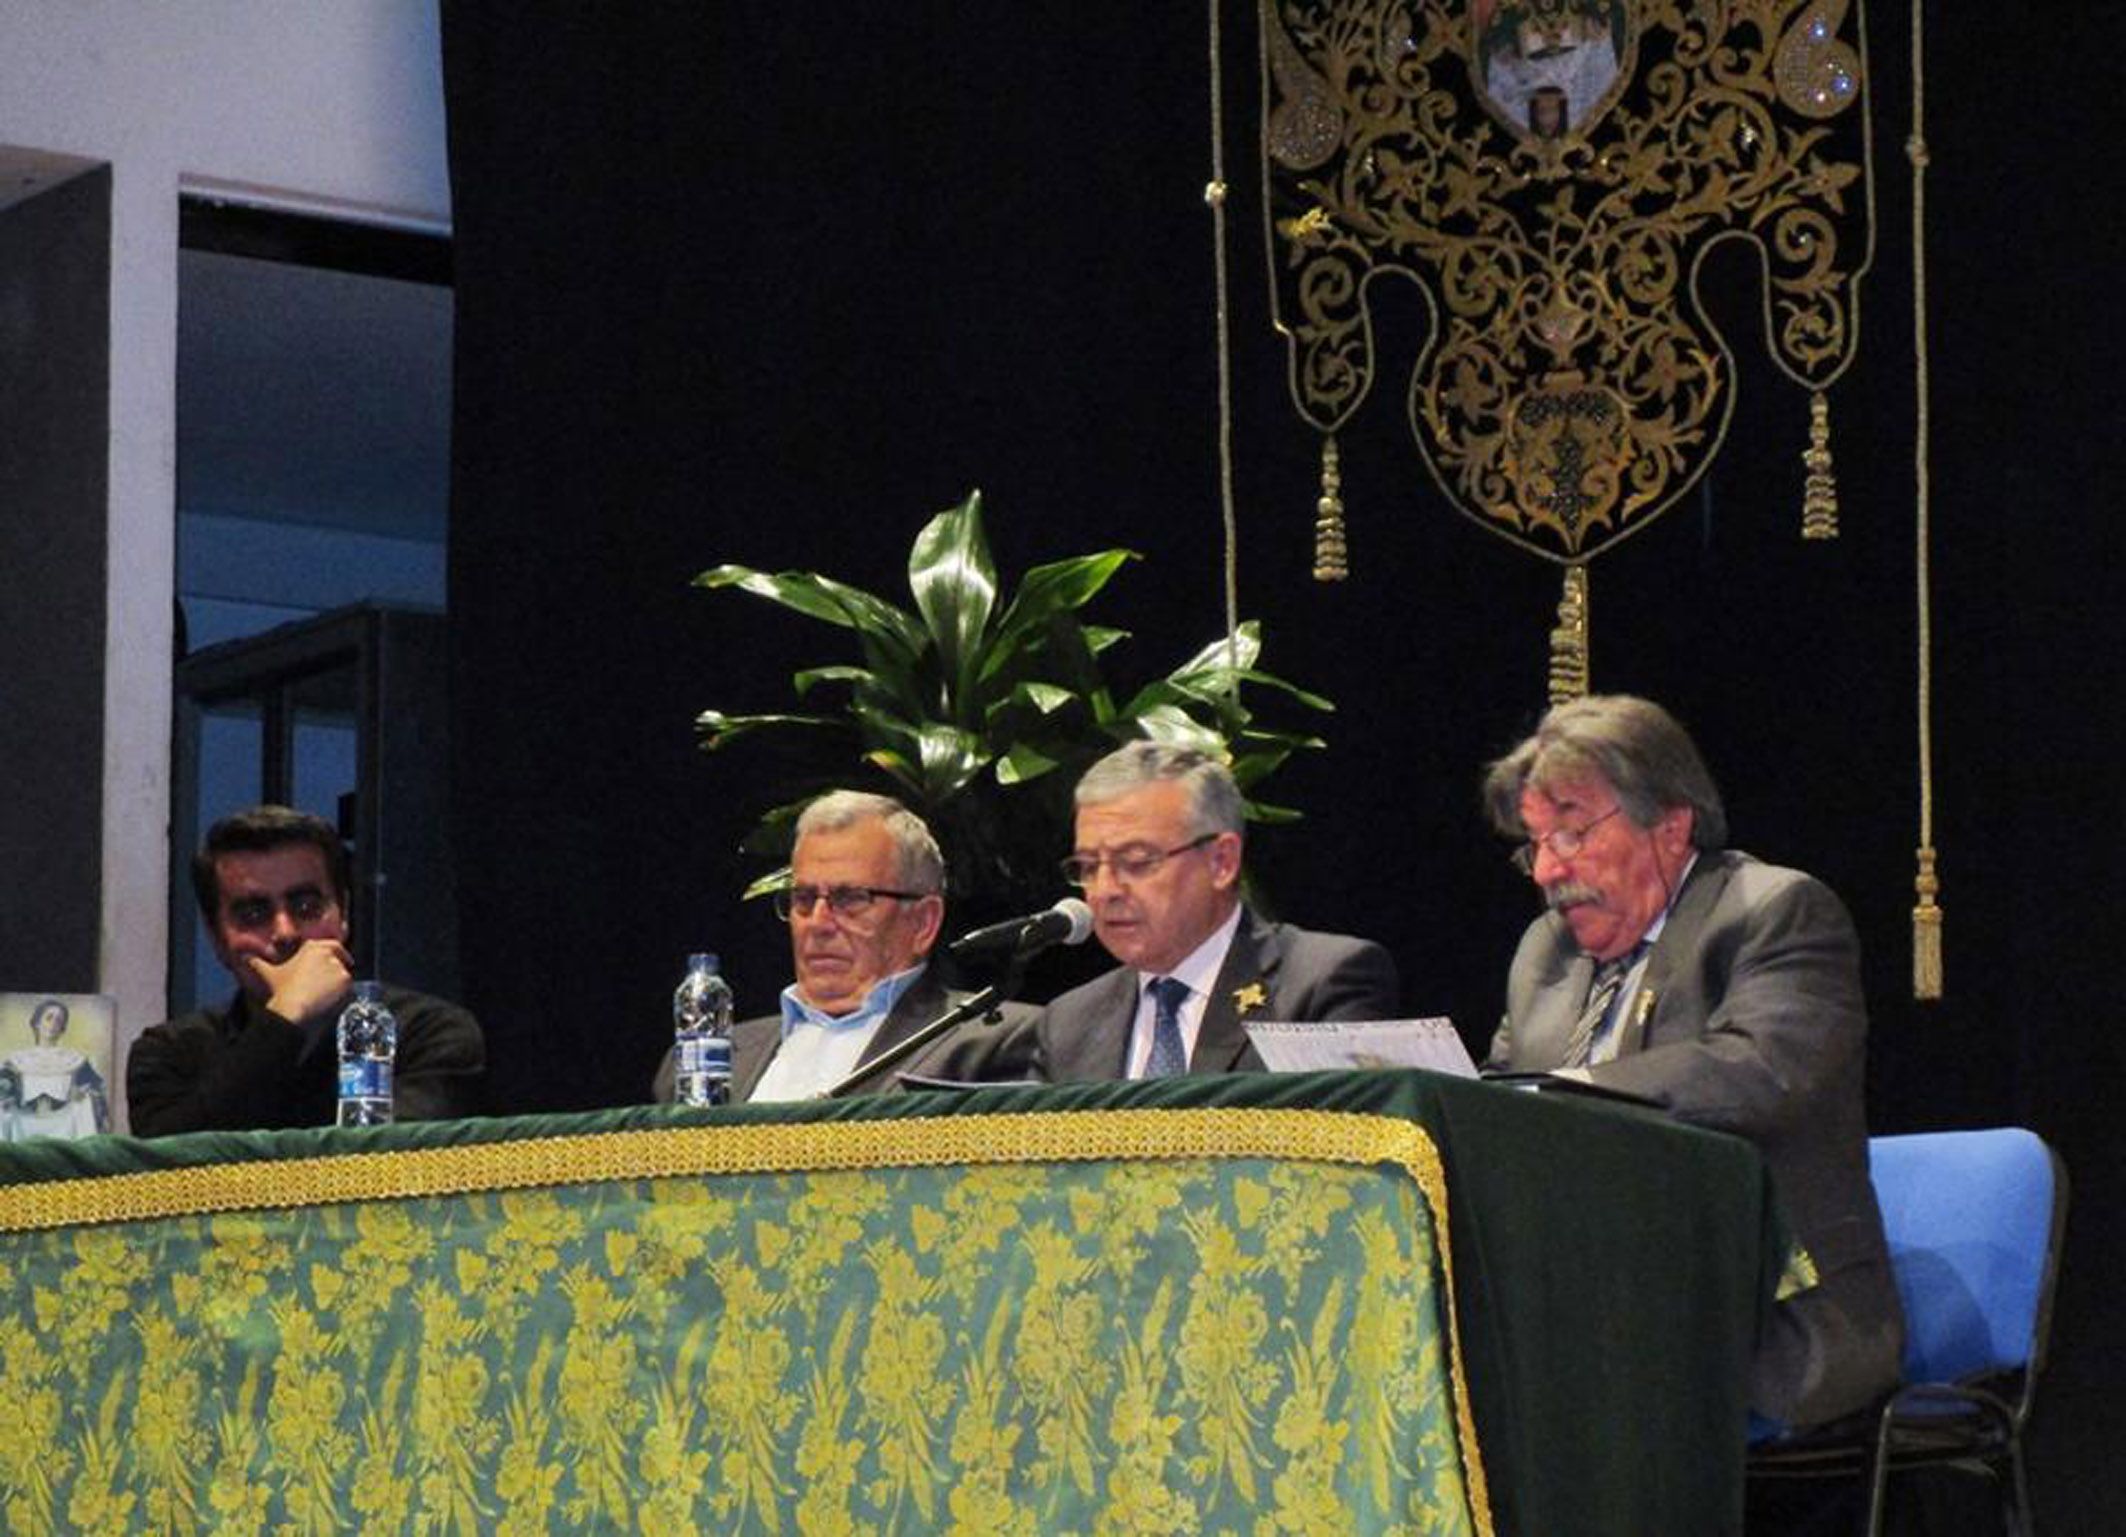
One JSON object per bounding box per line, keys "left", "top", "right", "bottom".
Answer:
{"left": 695, "top": 490, "right": 1332, "bottom": 920}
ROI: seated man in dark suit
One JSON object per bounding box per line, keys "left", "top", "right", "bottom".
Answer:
{"left": 1481, "top": 693, "right": 1902, "bottom": 1430}
{"left": 654, "top": 790, "right": 1034, "bottom": 1102}
{"left": 1034, "top": 742, "right": 1399, "bottom": 1081}
{"left": 129, "top": 805, "right": 485, "bottom": 1135}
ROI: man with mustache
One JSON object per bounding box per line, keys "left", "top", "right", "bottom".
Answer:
{"left": 1481, "top": 694, "right": 1901, "bottom": 1431}
{"left": 1033, "top": 741, "right": 1399, "bottom": 1081}
{"left": 653, "top": 790, "right": 1035, "bottom": 1102}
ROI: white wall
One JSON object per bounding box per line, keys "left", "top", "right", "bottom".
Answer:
{"left": 0, "top": 3, "right": 449, "bottom": 1072}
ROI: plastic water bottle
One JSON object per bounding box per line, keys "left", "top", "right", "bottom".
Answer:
{"left": 336, "top": 981, "right": 398, "bottom": 1127}
{"left": 672, "top": 952, "right": 735, "bottom": 1106}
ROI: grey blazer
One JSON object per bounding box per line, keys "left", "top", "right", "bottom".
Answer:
{"left": 1034, "top": 906, "right": 1401, "bottom": 1082}
{"left": 1487, "top": 849, "right": 1904, "bottom": 1426}
{"left": 653, "top": 967, "right": 1037, "bottom": 1103}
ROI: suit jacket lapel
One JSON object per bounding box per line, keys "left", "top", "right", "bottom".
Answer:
{"left": 730, "top": 1015, "right": 782, "bottom": 1102}
{"left": 1520, "top": 942, "right": 1597, "bottom": 1068}
{"left": 1090, "top": 968, "right": 1143, "bottom": 1078}
{"left": 854, "top": 971, "right": 952, "bottom": 1069}
{"left": 1191, "top": 908, "right": 1279, "bottom": 1074}
{"left": 1619, "top": 852, "right": 1733, "bottom": 1054}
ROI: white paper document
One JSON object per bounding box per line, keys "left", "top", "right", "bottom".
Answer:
{"left": 1242, "top": 1017, "right": 1476, "bottom": 1078}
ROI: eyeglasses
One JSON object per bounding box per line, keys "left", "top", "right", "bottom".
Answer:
{"left": 1511, "top": 805, "right": 1623, "bottom": 875}
{"left": 1059, "top": 833, "right": 1219, "bottom": 888}
{"left": 772, "top": 884, "right": 931, "bottom": 921}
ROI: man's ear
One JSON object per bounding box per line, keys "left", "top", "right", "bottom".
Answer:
{"left": 1209, "top": 830, "right": 1245, "bottom": 890}
{"left": 1657, "top": 806, "right": 1695, "bottom": 858}
{"left": 908, "top": 892, "right": 945, "bottom": 954}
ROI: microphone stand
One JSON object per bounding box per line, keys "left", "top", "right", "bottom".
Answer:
{"left": 817, "top": 950, "right": 1028, "bottom": 1100}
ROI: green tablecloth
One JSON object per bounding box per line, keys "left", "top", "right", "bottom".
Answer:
{"left": 0, "top": 1069, "right": 1777, "bottom": 1534}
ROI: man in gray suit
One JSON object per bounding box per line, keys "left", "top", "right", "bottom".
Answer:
{"left": 1034, "top": 742, "right": 1399, "bottom": 1081}
{"left": 654, "top": 791, "right": 1033, "bottom": 1102}
{"left": 1482, "top": 694, "right": 1902, "bottom": 1429}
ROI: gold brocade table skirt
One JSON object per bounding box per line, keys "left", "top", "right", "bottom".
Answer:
{"left": 0, "top": 1069, "right": 1776, "bottom": 1535}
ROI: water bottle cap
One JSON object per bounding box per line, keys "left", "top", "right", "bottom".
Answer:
{"left": 353, "top": 980, "right": 383, "bottom": 1002}
{"left": 688, "top": 952, "right": 719, "bottom": 972}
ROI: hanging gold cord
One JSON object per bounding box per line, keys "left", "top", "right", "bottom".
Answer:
{"left": 1207, "top": 0, "right": 1243, "bottom": 698}
{"left": 1909, "top": 0, "right": 1943, "bottom": 999}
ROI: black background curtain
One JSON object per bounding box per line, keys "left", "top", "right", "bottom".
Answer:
{"left": 440, "top": 6, "right": 2121, "bottom": 1524}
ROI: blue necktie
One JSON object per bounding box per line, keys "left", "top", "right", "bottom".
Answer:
{"left": 1145, "top": 976, "right": 1190, "bottom": 1077}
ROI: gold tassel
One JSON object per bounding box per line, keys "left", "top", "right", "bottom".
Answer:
{"left": 1547, "top": 564, "right": 1590, "bottom": 703}
{"left": 1801, "top": 390, "right": 1839, "bottom": 539}
{"left": 1312, "top": 434, "right": 1348, "bottom": 581}
{"left": 1912, "top": 845, "right": 1943, "bottom": 999}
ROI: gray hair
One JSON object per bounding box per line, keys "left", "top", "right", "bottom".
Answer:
{"left": 1075, "top": 741, "right": 1245, "bottom": 838}
{"left": 1482, "top": 695, "right": 1728, "bottom": 849}
{"left": 795, "top": 790, "right": 945, "bottom": 892}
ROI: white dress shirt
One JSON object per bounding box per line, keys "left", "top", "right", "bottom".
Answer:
{"left": 749, "top": 964, "right": 926, "bottom": 1102}
{"left": 1123, "top": 905, "right": 1243, "bottom": 1079}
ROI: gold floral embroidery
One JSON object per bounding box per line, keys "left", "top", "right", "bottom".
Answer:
{"left": 0, "top": 1111, "right": 1488, "bottom": 1535}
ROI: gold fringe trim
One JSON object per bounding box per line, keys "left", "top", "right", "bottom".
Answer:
{"left": 1801, "top": 390, "right": 1839, "bottom": 538}
{"left": 0, "top": 1105, "right": 1492, "bottom": 1531}
{"left": 1547, "top": 563, "right": 1590, "bottom": 703}
{"left": 1913, "top": 845, "right": 1943, "bottom": 999}
{"left": 1313, "top": 433, "right": 1349, "bottom": 580}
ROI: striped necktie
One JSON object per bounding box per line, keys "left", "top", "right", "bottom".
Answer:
{"left": 1562, "top": 948, "right": 1641, "bottom": 1067}
{"left": 1144, "top": 976, "right": 1190, "bottom": 1077}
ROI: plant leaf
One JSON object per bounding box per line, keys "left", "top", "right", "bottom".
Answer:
{"left": 995, "top": 742, "right": 1063, "bottom": 785}
{"left": 981, "top": 551, "right": 1138, "bottom": 683}
{"left": 697, "top": 566, "right": 927, "bottom": 662}
{"left": 907, "top": 490, "right": 999, "bottom": 718}
{"left": 694, "top": 710, "right": 842, "bottom": 749}
{"left": 860, "top": 747, "right": 924, "bottom": 801}
{"left": 912, "top": 722, "right": 991, "bottom": 801}
{"left": 1129, "top": 705, "right": 1228, "bottom": 754}
{"left": 791, "top": 665, "right": 874, "bottom": 698}
{"left": 1014, "top": 681, "right": 1076, "bottom": 715}
{"left": 1166, "top": 620, "right": 1264, "bottom": 679}
{"left": 740, "top": 865, "right": 793, "bottom": 901}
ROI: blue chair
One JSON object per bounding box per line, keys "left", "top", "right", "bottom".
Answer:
{"left": 1747, "top": 1128, "right": 2068, "bottom": 1535}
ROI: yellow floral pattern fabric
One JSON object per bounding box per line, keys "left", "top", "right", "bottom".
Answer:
{"left": 0, "top": 1115, "right": 1484, "bottom": 1535}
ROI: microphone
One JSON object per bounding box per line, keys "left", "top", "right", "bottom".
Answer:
{"left": 947, "top": 898, "right": 1094, "bottom": 961}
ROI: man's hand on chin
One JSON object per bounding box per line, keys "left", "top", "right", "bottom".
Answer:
{"left": 251, "top": 941, "right": 355, "bottom": 1025}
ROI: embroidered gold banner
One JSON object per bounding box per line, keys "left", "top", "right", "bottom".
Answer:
{"left": 1263, "top": 0, "right": 1872, "bottom": 613}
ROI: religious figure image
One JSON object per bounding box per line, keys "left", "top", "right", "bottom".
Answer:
{"left": 0, "top": 995, "right": 111, "bottom": 1141}
{"left": 1474, "top": 0, "right": 1629, "bottom": 137}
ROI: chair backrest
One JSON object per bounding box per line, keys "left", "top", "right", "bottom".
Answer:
{"left": 1867, "top": 1128, "right": 2064, "bottom": 1386}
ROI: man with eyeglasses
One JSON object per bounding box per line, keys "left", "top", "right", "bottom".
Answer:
{"left": 128, "top": 805, "right": 485, "bottom": 1135}
{"left": 653, "top": 790, "right": 1036, "bottom": 1102}
{"left": 1481, "top": 695, "right": 1901, "bottom": 1434}
{"left": 1033, "top": 741, "right": 1399, "bottom": 1081}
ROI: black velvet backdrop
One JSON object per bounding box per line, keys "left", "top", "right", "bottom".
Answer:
{"left": 440, "top": 6, "right": 2122, "bottom": 1524}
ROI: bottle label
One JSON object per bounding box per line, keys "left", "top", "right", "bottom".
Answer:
{"left": 339, "top": 1057, "right": 394, "bottom": 1102}
{"left": 675, "top": 1035, "right": 732, "bottom": 1077}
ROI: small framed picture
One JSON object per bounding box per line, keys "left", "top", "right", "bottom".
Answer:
{"left": 0, "top": 992, "right": 115, "bottom": 1141}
